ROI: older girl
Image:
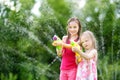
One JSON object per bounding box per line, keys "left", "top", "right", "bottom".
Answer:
{"left": 52, "top": 17, "right": 82, "bottom": 80}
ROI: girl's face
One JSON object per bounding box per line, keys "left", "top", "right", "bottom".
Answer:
{"left": 81, "top": 35, "right": 93, "bottom": 50}
{"left": 68, "top": 21, "right": 79, "bottom": 36}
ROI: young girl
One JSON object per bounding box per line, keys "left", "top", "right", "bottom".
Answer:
{"left": 52, "top": 17, "right": 82, "bottom": 80}
{"left": 72, "top": 30, "right": 98, "bottom": 80}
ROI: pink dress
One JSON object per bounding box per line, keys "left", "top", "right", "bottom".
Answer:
{"left": 60, "top": 39, "right": 78, "bottom": 70}
{"left": 59, "top": 38, "right": 78, "bottom": 80}
{"left": 76, "top": 50, "right": 97, "bottom": 80}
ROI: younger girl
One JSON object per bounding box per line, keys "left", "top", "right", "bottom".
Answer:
{"left": 72, "top": 30, "right": 98, "bottom": 80}
{"left": 52, "top": 17, "right": 82, "bottom": 80}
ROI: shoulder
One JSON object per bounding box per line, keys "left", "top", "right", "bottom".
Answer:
{"left": 91, "top": 49, "right": 98, "bottom": 61}
{"left": 90, "top": 49, "right": 98, "bottom": 59}
{"left": 91, "top": 49, "right": 97, "bottom": 54}
{"left": 91, "top": 49, "right": 97, "bottom": 52}
{"left": 62, "top": 35, "right": 67, "bottom": 39}
{"left": 62, "top": 36, "right": 68, "bottom": 42}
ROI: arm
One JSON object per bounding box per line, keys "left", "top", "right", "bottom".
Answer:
{"left": 62, "top": 36, "right": 81, "bottom": 49}
{"left": 52, "top": 36, "right": 81, "bottom": 49}
{"left": 61, "top": 36, "right": 72, "bottom": 49}
{"left": 62, "top": 43, "right": 72, "bottom": 49}
{"left": 81, "top": 50, "right": 97, "bottom": 60}
{"left": 52, "top": 36, "right": 72, "bottom": 49}
{"left": 72, "top": 47, "right": 97, "bottom": 60}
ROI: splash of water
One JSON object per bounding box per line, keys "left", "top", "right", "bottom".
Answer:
{"left": 19, "top": 27, "right": 55, "bottom": 56}
{"left": 31, "top": 0, "right": 42, "bottom": 17}
{"left": 99, "top": 23, "right": 105, "bottom": 55}
{"left": 39, "top": 0, "right": 65, "bottom": 34}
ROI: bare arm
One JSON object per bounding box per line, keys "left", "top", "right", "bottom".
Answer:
{"left": 60, "top": 36, "right": 71, "bottom": 48}
{"left": 62, "top": 36, "right": 81, "bottom": 49}
{"left": 52, "top": 36, "right": 80, "bottom": 49}
{"left": 72, "top": 47, "right": 97, "bottom": 60}
{"left": 62, "top": 43, "right": 72, "bottom": 49}
{"left": 52, "top": 36, "right": 72, "bottom": 49}
{"left": 81, "top": 50, "right": 97, "bottom": 60}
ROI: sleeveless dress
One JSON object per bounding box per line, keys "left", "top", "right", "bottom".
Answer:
{"left": 76, "top": 50, "right": 97, "bottom": 80}
{"left": 60, "top": 39, "right": 78, "bottom": 70}
{"left": 59, "top": 38, "right": 78, "bottom": 80}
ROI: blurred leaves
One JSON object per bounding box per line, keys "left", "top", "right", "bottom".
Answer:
{"left": 0, "top": 0, "right": 120, "bottom": 80}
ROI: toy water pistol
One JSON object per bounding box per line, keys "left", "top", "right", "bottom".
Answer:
{"left": 52, "top": 35, "right": 62, "bottom": 57}
{"left": 52, "top": 35, "right": 62, "bottom": 50}
{"left": 70, "top": 40, "right": 82, "bottom": 63}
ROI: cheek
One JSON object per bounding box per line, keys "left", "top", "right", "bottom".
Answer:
{"left": 82, "top": 43, "right": 85, "bottom": 47}
{"left": 76, "top": 30, "right": 79, "bottom": 33}
{"left": 90, "top": 42, "right": 93, "bottom": 47}
{"left": 77, "top": 26, "right": 79, "bottom": 30}
{"left": 75, "top": 28, "right": 79, "bottom": 32}
{"left": 68, "top": 29, "right": 71, "bottom": 33}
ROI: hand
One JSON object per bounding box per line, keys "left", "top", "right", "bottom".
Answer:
{"left": 72, "top": 46, "right": 80, "bottom": 53}
{"left": 52, "top": 41, "right": 63, "bottom": 46}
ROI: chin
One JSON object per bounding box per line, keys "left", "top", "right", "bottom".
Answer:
{"left": 70, "top": 34, "right": 77, "bottom": 36}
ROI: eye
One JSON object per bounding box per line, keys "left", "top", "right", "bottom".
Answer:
{"left": 85, "top": 40, "right": 88, "bottom": 42}
{"left": 68, "top": 26, "right": 72, "bottom": 29}
{"left": 73, "top": 26, "right": 77, "bottom": 28}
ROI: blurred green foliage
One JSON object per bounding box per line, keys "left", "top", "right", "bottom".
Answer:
{"left": 0, "top": 0, "right": 120, "bottom": 80}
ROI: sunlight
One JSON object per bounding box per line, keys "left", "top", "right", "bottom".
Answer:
{"left": 31, "top": 0, "right": 42, "bottom": 17}
{"left": 71, "top": 0, "right": 86, "bottom": 9}
{"left": 0, "top": 0, "right": 21, "bottom": 12}
{"left": 77, "top": 0, "right": 86, "bottom": 9}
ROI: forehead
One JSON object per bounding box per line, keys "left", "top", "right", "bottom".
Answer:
{"left": 68, "top": 21, "right": 78, "bottom": 26}
{"left": 81, "top": 34, "right": 90, "bottom": 40}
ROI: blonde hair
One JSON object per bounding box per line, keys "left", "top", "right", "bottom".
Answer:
{"left": 80, "top": 30, "right": 97, "bottom": 49}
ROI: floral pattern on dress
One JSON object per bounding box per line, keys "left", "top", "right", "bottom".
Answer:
{"left": 76, "top": 55, "right": 97, "bottom": 80}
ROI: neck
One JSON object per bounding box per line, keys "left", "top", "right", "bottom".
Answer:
{"left": 70, "top": 35, "right": 78, "bottom": 40}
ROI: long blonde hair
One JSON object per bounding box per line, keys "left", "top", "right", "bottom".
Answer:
{"left": 80, "top": 30, "right": 97, "bottom": 49}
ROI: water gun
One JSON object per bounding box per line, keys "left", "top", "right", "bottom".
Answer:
{"left": 52, "top": 35, "right": 62, "bottom": 57}
{"left": 71, "top": 40, "right": 82, "bottom": 63}
{"left": 52, "top": 35, "right": 62, "bottom": 50}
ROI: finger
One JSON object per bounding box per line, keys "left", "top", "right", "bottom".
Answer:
{"left": 72, "top": 47, "right": 75, "bottom": 52}
{"left": 52, "top": 42, "right": 57, "bottom": 46}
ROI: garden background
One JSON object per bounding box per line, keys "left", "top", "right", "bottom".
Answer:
{"left": 0, "top": 0, "right": 120, "bottom": 80}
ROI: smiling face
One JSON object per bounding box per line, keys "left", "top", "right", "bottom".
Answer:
{"left": 81, "top": 34, "right": 93, "bottom": 50}
{"left": 68, "top": 21, "right": 79, "bottom": 36}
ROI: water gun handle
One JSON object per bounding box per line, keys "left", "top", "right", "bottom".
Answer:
{"left": 54, "top": 40, "right": 62, "bottom": 50}
{"left": 52, "top": 35, "right": 62, "bottom": 57}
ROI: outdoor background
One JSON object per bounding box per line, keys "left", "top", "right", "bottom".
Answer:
{"left": 0, "top": 0, "right": 120, "bottom": 80}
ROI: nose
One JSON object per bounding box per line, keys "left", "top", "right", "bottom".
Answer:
{"left": 70, "top": 28, "right": 75, "bottom": 31}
